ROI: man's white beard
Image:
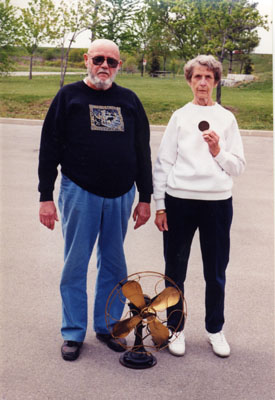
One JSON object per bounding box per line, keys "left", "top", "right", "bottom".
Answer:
{"left": 87, "top": 69, "right": 117, "bottom": 90}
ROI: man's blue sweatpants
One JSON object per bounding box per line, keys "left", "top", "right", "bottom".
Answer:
{"left": 58, "top": 174, "right": 135, "bottom": 342}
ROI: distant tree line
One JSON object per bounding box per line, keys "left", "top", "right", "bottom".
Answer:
{"left": 0, "top": 0, "right": 268, "bottom": 101}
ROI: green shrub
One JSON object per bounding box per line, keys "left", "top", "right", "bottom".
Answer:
{"left": 45, "top": 60, "right": 61, "bottom": 67}
{"left": 123, "top": 56, "right": 138, "bottom": 73}
{"left": 69, "top": 49, "right": 84, "bottom": 62}
{"left": 44, "top": 49, "right": 57, "bottom": 61}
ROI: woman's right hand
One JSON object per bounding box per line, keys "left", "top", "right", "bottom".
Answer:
{"left": 154, "top": 213, "right": 168, "bottom": 231}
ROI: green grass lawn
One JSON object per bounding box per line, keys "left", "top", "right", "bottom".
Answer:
{"left": 0, "top": 68, "right": 272, "bottom": 130}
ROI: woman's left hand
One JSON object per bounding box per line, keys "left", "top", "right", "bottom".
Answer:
{"left": 202, "top": 130, "right": 220, "bottom": 157}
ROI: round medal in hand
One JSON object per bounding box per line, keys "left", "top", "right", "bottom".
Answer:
{"left": 198, "top": 121, "right": 210, "bottom": 132}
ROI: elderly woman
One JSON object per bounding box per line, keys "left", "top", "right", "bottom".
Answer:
{"left": 153, "top": 55, "right": 245, "bottom": 358}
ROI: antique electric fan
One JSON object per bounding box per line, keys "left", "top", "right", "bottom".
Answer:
{"left": 105, "top": 271, "right": 186, "bottom": 369}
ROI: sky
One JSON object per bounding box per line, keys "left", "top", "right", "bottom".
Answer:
{"left": 11, "top": 0, "right": 273, "bottom": 54}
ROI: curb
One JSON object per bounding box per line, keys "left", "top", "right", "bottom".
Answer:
{"left": 0, "top": 118, "right": 44, "bottom": 126}
{"left": 151, "top": 125, "right": 273, "bottom": 137}
{"left": 0, "top": 118, "right": 273, "bottom": 137}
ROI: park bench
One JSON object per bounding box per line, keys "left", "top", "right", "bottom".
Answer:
{"left": 150, "top": 71, "right": 172, "bottom": 78}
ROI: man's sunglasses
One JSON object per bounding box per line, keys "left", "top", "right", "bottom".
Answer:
{"left": 90, "top": 56, "right": 119, "bottom": 68}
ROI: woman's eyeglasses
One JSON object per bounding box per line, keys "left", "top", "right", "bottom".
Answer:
{"left": 89, "top": 56, "right": 119, "bottom": 68}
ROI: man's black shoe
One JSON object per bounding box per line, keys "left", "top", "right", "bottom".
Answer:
{"left": 96, "top": 333, "right": 126, "bottom": 352}
{"left": 61, "top": 340, "right": 83, "bottom": 361}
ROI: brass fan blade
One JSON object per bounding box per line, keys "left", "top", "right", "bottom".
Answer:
{"left": 112, "top": 315, "right": 142, "bottom": 338}
{"left": 148, "top": 318, "right": 170, "bottom": 347}
{"left": 122, "top": 281, "right": 146, "bottom": 309}
{"left": 150, "top": 287, "right": 180, "bottom": 312}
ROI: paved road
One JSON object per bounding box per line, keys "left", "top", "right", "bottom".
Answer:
{"left": 8, "top": 72, "right": 83, "bottom": 76}
{"left": 0, "top": 121, "right": 273, "bottom": 400}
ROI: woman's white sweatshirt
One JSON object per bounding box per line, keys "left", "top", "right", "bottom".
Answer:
{"left": 153, "top": 102, "right": 246, "bottom": 210}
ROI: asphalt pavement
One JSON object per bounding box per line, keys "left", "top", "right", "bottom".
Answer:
{"left": 0, "top": 119, "right": 274, "bottom": 400}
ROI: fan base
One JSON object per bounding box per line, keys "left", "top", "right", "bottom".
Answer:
{"left": 119, "top": 350, "right": 157, "bottom": 369}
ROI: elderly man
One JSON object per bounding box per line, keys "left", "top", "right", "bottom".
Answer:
{"left": 38, "top": 39, "right": 153, "bottom": 361}
{"left": 154, "top": 55, "right": 245, "bottom": 358}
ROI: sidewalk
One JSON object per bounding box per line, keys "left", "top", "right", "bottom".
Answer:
{"left": 0, "top": 120, "right": 274, "bottom": 400}
{"left": 0, "top": 117, "right": 273, "bottom": 137}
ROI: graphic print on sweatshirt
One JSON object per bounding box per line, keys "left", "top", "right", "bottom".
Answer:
{"left": 89, "top": 105, "right": 124, "bottom": 132}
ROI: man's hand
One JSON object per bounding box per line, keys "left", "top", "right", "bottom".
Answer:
{"left": 154, "top": 213, "right": 168, "bottom": 232}
{"left": 39, "top": 201, "right": 59, "bottom": 230}
{"left": 202, "top": 130, "right": 220, "bottom": 157}
{"left": 132, "top": 202, "right": 151, "bottom": 230}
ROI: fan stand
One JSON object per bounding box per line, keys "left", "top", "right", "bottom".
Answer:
{"left": 119, "top": 321, "right": 157, "bottom": 369}
{"left": 119, "top": 299, "right": 157, "bottom": 369}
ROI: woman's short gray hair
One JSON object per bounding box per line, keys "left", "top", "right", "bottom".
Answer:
{"left": 184, "top": 55, "right": 222, "bottom": 83}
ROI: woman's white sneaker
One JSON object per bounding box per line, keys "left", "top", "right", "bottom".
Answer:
{"left": 207, "top": 331, "right": 230, "bottom": 357}
{"left": 168, "top": 330, "right": 185, "bottom": 356}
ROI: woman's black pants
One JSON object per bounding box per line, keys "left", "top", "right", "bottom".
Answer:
{"left": 164, "top": 194, "right": 233, "bottom": 334}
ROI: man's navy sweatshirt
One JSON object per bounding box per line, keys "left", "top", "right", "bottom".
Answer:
{"left": 38, "top": 81, "right": 153, "bottom": 202}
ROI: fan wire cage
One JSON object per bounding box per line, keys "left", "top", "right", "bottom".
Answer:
{"left": 105, "top": 271, "right": 187, "bottom": 354}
